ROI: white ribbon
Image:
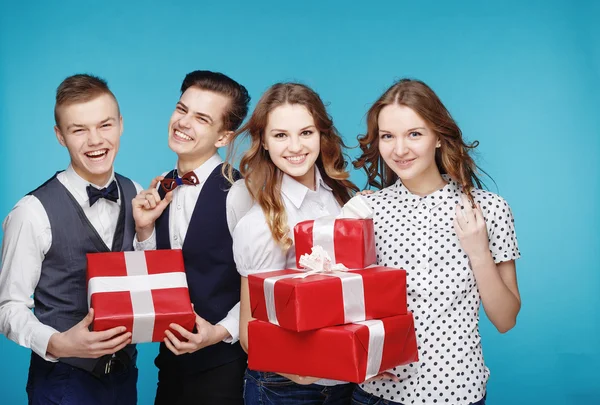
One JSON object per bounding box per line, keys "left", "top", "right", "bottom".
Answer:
{"left": 87, "top": 251, "right": 188, "bottom": 343}
{"left": 262, "top": 246, "right": 366, "bottom": 326}
{"left": 312, "top": 217, "right": 337, "bottom": 263}
{"left": 338, "top": 195, "right": 374, "bottom": 219}
{"left": 263, "top": 273, "right": 298, "bottom": 326}
{"left": 356, "top": 319, "right": 385, "bottom": 380}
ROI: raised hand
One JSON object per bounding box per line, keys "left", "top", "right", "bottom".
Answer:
{"left": 132, "top": 176, "right": 173, "bottom": 241}
{"left": 453, "top": 194, "right": 491, "bottom": 261}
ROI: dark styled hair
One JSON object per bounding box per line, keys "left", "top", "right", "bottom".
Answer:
{"left": 180, "top": 70, "right": 250, "bottom": 131}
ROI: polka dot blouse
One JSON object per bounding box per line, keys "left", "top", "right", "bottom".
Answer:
{"left": 361, "top": 175, "right": 520, "bottom": 405}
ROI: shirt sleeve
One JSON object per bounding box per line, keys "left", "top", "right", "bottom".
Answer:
{"left": 225, "top": 179, "right": 254, "bottom": 235}
{"left": 216, "top": 302, "right": 240, "bottom": 344}
{"left": 134, "top": 229, "right": 157, "bottom": 251}
{"left": 232, "top": 207, "right": 288, "bottom": 277}
{"left": 484, "top": 194, "right": 521, "bottom": 263}
{"left": 0, "top": 196, "right": 59, "bottom": 361}
{"left": 132, "top": 180, "right": 144, "bottom": 194}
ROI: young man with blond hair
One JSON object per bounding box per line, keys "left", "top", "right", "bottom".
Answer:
{"left": 0, "top": 74, "right": 141, "bottom": 404}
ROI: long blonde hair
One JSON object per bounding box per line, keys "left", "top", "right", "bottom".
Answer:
{"left": 226, "top": 83, "right": 358, "bottom": 250}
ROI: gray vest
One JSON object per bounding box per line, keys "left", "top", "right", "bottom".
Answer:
{"left": 30, "top": 172, "right": 137, "bottom": 371}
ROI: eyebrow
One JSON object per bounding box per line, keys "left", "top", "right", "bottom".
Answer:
{"left": 99, "top": 117, "right": 116, "bottom": 125}
{"left": 270, "top": 125, "right": 316, "bottom": 133}
{"left": 406, "top": 127, "right": 426, "bottom": 132}
{"left": 177, "top": 101, "right": 214, "bottom": 124}
{"left": 66, "top": 117, "right": 115, "bottom": 130}
{"left": 378, "top": 127, "right": 427, "bottom": 133}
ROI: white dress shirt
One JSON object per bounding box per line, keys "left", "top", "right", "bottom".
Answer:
{"left": 134, "top": 153, "right": 254, "bottom": 343}
{"left": 232, "top": 168, "right": 346, "bottom": 386}
{"left": 0, "top": 165, "right": 143, "bottom": 361}
{"left": 361, "top": 175, "right": 520, "bottom": 405}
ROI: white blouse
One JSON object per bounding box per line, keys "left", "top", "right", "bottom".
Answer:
{"left": 232, "top": 168, "right": 345, "bottom": 386}
{"left": 233, "top": 169, "right": 340, "bottom": 276}
{"left": 361, "top": 175, "right": 520, "bottom": 405}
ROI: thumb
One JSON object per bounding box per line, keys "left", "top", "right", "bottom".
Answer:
{"left": 80, "top": 308, "right": 94, "bottom": 328}
{"left": 156, "top": 192, "right": 173, "bottom": 212}
{"left": 150, "top": 175, "right": 165, "bottom": 190}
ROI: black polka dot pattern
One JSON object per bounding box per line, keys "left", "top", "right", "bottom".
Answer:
{"left": 360, "top": 175, "right": 520, "bottom": 405}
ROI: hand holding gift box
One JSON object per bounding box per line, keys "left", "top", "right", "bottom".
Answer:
{"left": 87, "top": 250, "right": 195, "bottom": 343}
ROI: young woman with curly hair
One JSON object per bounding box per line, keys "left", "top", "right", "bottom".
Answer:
{"left": 351, "top": 79, "right": 521, "bottom": 405}
{"left": 226, "top": 82, "right": 359, "bottom": 405}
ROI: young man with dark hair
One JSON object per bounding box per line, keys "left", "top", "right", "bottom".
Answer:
{"left": 133, "top": 70, "right": 252, "bottom": 405}
{"left": 0, "top": 74, "right": 142, "bottom": 404}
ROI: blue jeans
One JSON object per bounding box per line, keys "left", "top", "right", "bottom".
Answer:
{"left": 352, "top": 386, "right": 486, "bottom": 405}
{"left": 244, "top": 369, "right": 355, "bottom": 405}
{"left": 26, "top": 354, "right": 138, "bottom": 405}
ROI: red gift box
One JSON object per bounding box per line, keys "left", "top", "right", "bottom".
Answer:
{"left": 249, "top": 267, "right": 407, "bottom": 332}
{"left": 87, "top": 250, "right": 195, "bottom": 343}
{"left": 294, "top": 218, "right": 376, "bottom": 269}
{"left": 248, "top": 313, "right": 418, "bottom": 383}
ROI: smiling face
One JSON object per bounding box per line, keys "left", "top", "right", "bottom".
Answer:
{"left": 377, "top": 104, "right": 442, "bottom": 191}
{"left": 54, "top": 93, "right": 122, "bottom": 186}
{"left": 262, "top": 103, "right": 321, "bottom": 190}
{"left": 167, "top": 87, "right": 232, "bottom": 170}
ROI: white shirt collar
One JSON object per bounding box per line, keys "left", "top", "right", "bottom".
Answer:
{"left": 177, "top": 153, "right": 223, "bottom": 185}
{"left": 393, "top": 174, "right": 459, "bottom": 209}
{"left": 64, "top": 164, "right": 116, "bottom": 203}
{"left": 281, "top": 167, "right": 332, "bottom": 209}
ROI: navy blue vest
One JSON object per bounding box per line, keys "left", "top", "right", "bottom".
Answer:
{"left": 30, "top": 172, "right": 138, "bottom": 371}
{"left": 154, "top": 164, "right": 246, "bottom": 375}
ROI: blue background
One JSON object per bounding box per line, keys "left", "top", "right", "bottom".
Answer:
{"left": 1, "top": 1, "right": 598, "bottom": 404}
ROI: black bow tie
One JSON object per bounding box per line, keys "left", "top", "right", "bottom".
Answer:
{"left": 87, "top": 180, "right": 119, "bottom": 206}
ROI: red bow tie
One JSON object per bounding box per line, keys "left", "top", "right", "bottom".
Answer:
{"left": 160, "top": 171, "right": 199, "bottom": 193}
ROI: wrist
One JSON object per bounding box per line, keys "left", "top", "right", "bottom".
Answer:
{"left": 468, "top": 250, "right": 494, "bottom": 268}
{"left": 212, "top": 324, "right": 229, "bottom": 344}
{"left": 47, "top": 332, "right": 65, "bottom": 358}
{"left": 135, "top": 226, "right": 154, "bottom": 242}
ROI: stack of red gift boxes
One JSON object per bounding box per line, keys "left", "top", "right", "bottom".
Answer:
{"left": 247, "top": 217, "right": 418, "bottom": 383}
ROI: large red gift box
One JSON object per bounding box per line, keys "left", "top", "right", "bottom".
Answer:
{"left": 249, "top": 267, "right": 407, "bottom": 332}
{"left": 87, "top": 250, "right": 195, "bottom": 343}
{"left": 248, "top": 313, "right": 418, "bottom": 383}
{"left": 294, "top": 218, "right": 376, "bottom": 269}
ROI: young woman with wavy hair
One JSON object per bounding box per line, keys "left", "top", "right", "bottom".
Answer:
{"left": 352, "top": 79, "right": 521, "bottom": 405}
{"left": 226, "top": 82, "right": 358, "bottom": 405}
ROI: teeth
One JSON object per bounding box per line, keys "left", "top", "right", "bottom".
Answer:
{"left": 86, "top": 150, "right": 107, "bottom": 157}
{"left": 175, "top": 130, "right": 193, "bottom": 141}
{"left": 286, "top": 155, "right": 306, "bottom": 163}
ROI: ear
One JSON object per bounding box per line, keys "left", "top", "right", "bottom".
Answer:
{"left": 215, "top": 130, "right": 233, "bottom": 148}
{"left": 54, "top": 125, "right": 66, "bottom": 147}
{"left": 119, "top": 115, "right": 124, "bottom": 137}
{"left": 436, "top": 137, "right": 441, "bottom": 148}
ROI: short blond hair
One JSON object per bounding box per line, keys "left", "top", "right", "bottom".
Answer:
{"left": 54, "top": 74, "right": 119, "bottom": 127}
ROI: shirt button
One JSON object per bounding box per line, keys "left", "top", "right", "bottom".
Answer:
{"left": 177, "top": 205, "right": 182, "bottom": 210}
{"left": 174, "top": 236, "right": 179, "bottom": 241}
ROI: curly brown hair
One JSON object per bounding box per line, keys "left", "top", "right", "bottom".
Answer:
{"left": 225, "top": 83, "right": 358, "bottom": 250}
{"left": 354, "top": 79, "right": 485, "bottom": 204}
